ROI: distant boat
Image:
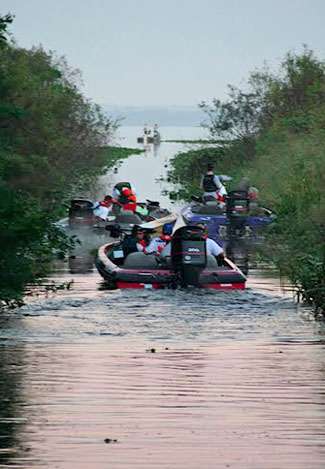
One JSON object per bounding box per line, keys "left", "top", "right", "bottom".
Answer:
{"left": 137, "top": 125, "right": 161, "bottom": 145}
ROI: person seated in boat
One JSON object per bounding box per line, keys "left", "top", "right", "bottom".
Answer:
{"left": 155, "top": 224, "right": 224, "bottom": 264}
{"left": 122, "top": 226, "right": 150, "bottom": 257}
{"left": 201, "top": 164, "right": 227, "bottom": 205}
{"left": 93, "top": 195, "right": 113, "bottom": 221}
{"left": 236, "top": 177, "right": 259, "bottom": 201}
{"left": 196, "top": 223, "right": 225, "bottom": 261}
{"left": 145, "top": 223, "right": 173, "bottom": 255}
{"left": 248, "top": 186, "right": 259, "bottom": 201}
{"left": 112, "top": 182, "right": 136, "bottom": 199}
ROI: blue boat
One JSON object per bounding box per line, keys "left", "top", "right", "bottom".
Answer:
{"left": 181, "top": 190, "right": 275, "bottom": 246}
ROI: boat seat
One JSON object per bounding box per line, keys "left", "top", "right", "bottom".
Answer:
{"left": 123, "top": 253, "right": 219, "bottom": 270}
{"left": 123, "top": 252, "right": 158, "bottom": 269}
{"left": 118, "top": 211, "right": 143, "bottom": 224}
{"left": 191, "top": 204, "right": 224, "bottom": 215}
{"left": 205, "top": 201, "right": 219, "bottom": 207}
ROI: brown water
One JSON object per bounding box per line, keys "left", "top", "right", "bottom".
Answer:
{"left": 1, "top": 266, "right": 325, "bottom": 469}
{"left": 1, "top": 128, "right": 325, "bottom": 468}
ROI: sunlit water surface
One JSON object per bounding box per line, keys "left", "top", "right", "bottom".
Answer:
{"left": 1, "top": 128, "right": 325, "bottom": 468}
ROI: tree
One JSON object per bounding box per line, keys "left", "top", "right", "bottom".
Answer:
{"left": 200, "top": 86, "right": 262, "bottom": 142}
{"left": 0, "top": 16, "right": 118, "bottom": 302}
{"left": 0, "top": 13, "right": 13, "bottom": 48}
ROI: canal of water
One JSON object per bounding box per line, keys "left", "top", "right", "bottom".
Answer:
{"left": 1, "top": 127, "right": 324, "bottom": 469}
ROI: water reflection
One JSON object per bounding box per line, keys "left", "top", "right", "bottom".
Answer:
{"left": 225, "top": 238, "right": 250, "bottom": 276}
{"left": 0, "top": 342, "right": 325, "bottom": 468}
{"left": 100, "top": 125, "right": 207, "bottom": 209}
{"left": 0, "top": 345, "right": 25, "bottom": 466}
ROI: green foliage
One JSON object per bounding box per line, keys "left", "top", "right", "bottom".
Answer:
{"left": 0, "top": 13, "right": 13, "bottom": 47}
{"left": 168, "top": 138, "right": 253, "bottom": 201}
{"left": 100, "top": 146, "right": 144, "bottom": 168}
{"left": 169, "top": 47, "right": 325, "bottom": 313}
{"left": 246, "top": 110, "right": 325, "bottom": 311}
{"left": 168, "top": 146, "right": 226, "bottom": 200}
{"left": 200, "top": 86, "right": 262, "bottom": 142}
{"left": 0, "top": 183, "right": 71, "bottom": 302}
{"left": 0, "top": 18, "right": 118, "bottom": 303}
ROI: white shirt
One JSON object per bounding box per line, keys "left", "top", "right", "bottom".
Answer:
{"left": 159, "top": 238, "right": 223, "bottom": 257}
{"left": 146, "top": 237, "right": 168, "bottom": 254}
{"left": 206, "top": 238, "right": 224, "bottom": 257}
{"left": 93, "top": 203, "right": 112, "bottom": 220}
{"left": 160, "top": 242, "right": 171, "bottom": 257}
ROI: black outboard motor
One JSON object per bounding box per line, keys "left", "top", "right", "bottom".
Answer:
{"left": 226, "top": 190, "right": 250, "bottom": 237}
{"left": 171, "top": 226, "right": 207, "bottom": 287}
{"left": 146, "top": 199, "right": 170, "bottom": 219}
{"left": 68, "top": 198, "right": 95, "bottom": 227}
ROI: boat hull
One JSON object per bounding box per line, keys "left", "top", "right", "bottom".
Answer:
{"left": 181, "top": 204, "right": 275, "bottom": 245}
{"left": 96, "top": 243, "right": 246, "bottom": 290}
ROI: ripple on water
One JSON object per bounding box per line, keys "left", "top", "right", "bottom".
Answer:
{"left": 1, "top": 341, "right": 325, "bottom": 469}
{"left": 1, "top": 275, "right": 325, "bottom": 468}
{"left": 0, "top": 287, "right": 322, "bottom": 345}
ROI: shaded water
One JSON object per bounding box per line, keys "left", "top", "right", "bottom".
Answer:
{"left": 1, "top": 268, "right": 325, "bottom": 469}
{"left": 1, "top": 128, "right": 325, "bottom": 468}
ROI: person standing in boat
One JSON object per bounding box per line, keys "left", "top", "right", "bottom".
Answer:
{"left": 112, "top": 181, "right": 136, "bottom": 200}
{"left": 118, "top": 187, "right": 137, "bottom": 212}
{"left": 201, "top": 164, "right": 227, "bottom": 203}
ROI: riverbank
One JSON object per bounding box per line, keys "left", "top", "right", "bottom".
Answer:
{"left": 167, "top": 49, "right": 325, "bottom": 314}
{"left": 101, "top": 146, "right": 144, "bottom": 167}
{"left": 0, "top": 144, "right": 143, "bottom": 307}
{"left": 0, "top": 17, "right": 146, "bottom": 305}
{"left": 161, "top": 139, "right": 223, "bottom": 144}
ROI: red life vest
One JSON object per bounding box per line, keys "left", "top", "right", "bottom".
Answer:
{"left": 121, "top": 188, "right": 137, "bottom": 212}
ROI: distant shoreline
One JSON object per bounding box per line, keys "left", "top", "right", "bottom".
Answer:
{"left": 102, "top": 105, "right": 205, "bottom": 127}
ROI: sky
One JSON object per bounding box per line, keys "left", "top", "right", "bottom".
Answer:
{"left": 2, "top": 0, "right": 325, "bottom": 107}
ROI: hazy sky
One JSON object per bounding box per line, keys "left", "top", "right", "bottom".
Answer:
{"left": 2, "top": 0, "right": 325, "bottom": 106}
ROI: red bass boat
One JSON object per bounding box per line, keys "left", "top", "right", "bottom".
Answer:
{"left": 96, "top": 226, "right": 246, "bottom": 290}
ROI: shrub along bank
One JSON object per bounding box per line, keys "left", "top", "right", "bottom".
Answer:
{"left": 0, "top": 15, "right": 133, "bottom": 304}
{"left": 168, "top": 48, "right": 325, "bottom": 313}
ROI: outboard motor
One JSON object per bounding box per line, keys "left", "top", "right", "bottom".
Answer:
{"left": 106, "top": 223, "right": 121, "bottom": 238}
{"left": 171, "top": 226, "right": 207, "bottom": 287}
{"left": 226, "top": 190, "right": 250, "bottom": 237}
{"left": 146, "top": 199, "right": 169, "bottom": 218}
{"left": 68, "top": 198, "right": 95, "bottom": 227}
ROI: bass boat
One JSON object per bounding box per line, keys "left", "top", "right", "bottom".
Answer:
{"left": 96, "top": 225, "right": 246, "bottom": 290}
{"left": 181, "top": 190, "right": 275, "bottom": 245}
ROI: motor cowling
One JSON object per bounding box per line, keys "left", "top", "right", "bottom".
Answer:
{"left": 226, "top": 190, "right": 250, "bottom": 237}
{"left": 68, "top": 198, "right": 95, "bottom": 227}
{"left": 171, "top": 226, "right": 207, "bottom": 287}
